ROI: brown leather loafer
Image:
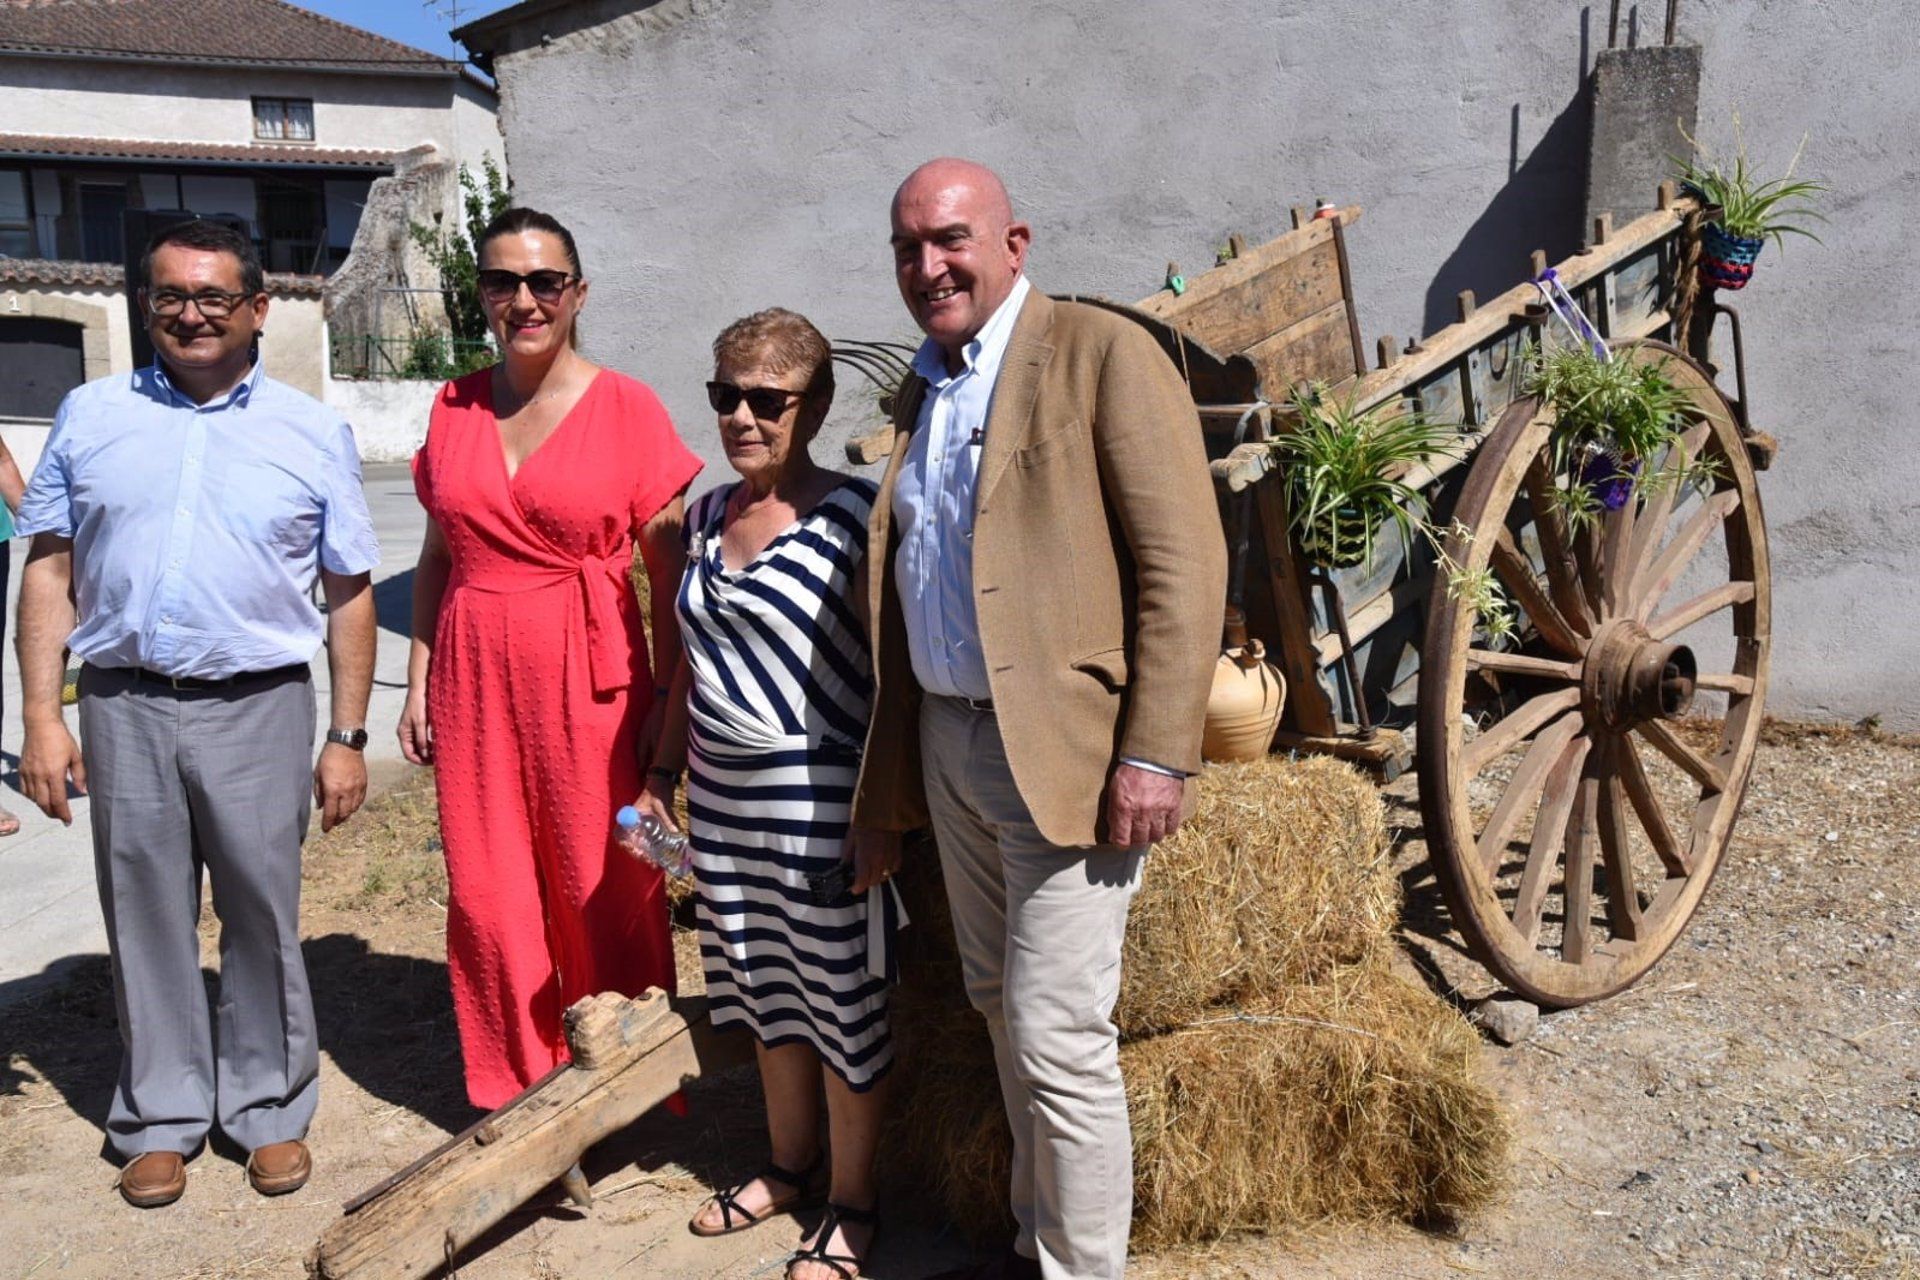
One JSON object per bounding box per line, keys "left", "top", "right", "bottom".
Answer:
{"left": 246, "top": 1139, "right": 312, "bottom": 1196}
{"left": 119, "top": 1151, "right": 186, "bottom": 1208}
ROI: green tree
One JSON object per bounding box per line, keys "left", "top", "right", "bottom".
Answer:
{"left": 408, "top": 156, "right": 509, "bottom": 377}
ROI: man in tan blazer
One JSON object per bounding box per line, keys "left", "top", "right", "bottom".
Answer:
{"left": 850, "top": 158, "right": 1224, "bottom": 1280}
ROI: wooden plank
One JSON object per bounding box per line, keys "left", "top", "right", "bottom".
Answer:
{"left": 1136, "top": 208, "right": 1362, "bottom": 348}
{"left": 1350, "top": 199, "right": 1696, "bottom": 412}
{"left": 310, "top": 991, "right": 749, "bottom": 1280}
{"left": 1242, "top": 298, "right": 1356, "bottom": 397}
{"left": 1250, "top": 468, "right": 1339, "bottom": 736}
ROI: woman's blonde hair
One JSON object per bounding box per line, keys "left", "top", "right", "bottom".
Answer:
{"left": 712, "top": 308, "right": 834, "bottom": 409}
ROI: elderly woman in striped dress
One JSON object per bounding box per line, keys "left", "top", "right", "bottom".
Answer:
{"left": 637, "top": 308, "right": 901, "bottom": 1280}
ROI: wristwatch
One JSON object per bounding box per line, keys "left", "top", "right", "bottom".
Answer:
{"left": 326, "top": 726, "right": 370, "bottom": 750}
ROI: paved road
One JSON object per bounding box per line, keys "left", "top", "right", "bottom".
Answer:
{"left": 0, "top": 462, "right": 427, "bottom": 1011}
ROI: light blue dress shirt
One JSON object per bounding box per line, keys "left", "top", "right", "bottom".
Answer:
{"left": 17, "top": 360, "right": 381, "bottom": 680}
{"left": 891, "top": 274, "right": 1032, "bottom": 701}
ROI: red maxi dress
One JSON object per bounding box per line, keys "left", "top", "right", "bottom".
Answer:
{"left": 414, "top": 368, "right": 702, "bottom": 1108}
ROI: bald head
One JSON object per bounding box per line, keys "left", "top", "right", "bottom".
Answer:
{"left": 890, "top": 157, "right": 1031, "bottom": 366}
{"left": 892, "top": 157, "right": 1016, "bottom": 229}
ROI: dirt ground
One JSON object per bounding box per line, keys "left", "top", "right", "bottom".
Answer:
{"left": 2, "top": 723, "right": 1915, "bottom": 1279}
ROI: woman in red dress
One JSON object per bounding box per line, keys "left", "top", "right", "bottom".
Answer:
{"left": 398, "top": 208, "right": 702, "bottom": 1108}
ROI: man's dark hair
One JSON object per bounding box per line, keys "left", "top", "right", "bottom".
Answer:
{"left": 141, "top": 220, "right": 264, "bottom": 296}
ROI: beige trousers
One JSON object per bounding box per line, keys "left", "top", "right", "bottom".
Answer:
{"left": 920, "top": 695, "right": 1144, "bottom": 1280}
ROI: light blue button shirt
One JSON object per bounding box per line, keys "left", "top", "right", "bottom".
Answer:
{"left": 891, "top": 274, "right": 1032, "bottom": 701}
{"left": 17, "top": 360, "right": 381, "bottom": 680}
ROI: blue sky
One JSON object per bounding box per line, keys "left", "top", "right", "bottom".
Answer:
{"left": 296, "top": 0, "right": 517, "bottom": 60}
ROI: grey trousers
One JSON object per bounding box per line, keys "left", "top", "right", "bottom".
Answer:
{"left": 79, "top": 664, "right": 319, "bottom": 1160}
{"left": 920, "top": 696, "right": 1144, "bottom": 1280}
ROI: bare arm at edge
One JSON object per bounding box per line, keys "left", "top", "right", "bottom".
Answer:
{"left": 16, "top": 533, "right": 84, "bottom": 824}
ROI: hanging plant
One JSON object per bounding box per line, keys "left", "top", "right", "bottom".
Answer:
{"left": 1524, "top": 344, "right": 1721, "bottom": 532}
{"left": 1675, "top": 116, "right": 1825, "bottom": 290}
{"left": 1269, "top": 385, "right": 1456, "bottom": 573}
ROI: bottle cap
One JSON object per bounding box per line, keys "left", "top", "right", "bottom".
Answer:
{"left": 615, "top": 805, "right": 642, "bottom": 830}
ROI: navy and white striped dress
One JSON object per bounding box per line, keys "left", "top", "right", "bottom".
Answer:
{"left": 677, "top": 478, "right": 896, "bottom": 1088}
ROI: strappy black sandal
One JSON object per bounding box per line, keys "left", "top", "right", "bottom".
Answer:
{"left": 784, "top": 1201, "right": 880, "bottom": 1280}
{"left": 687, "top": 1153, "right": 823, "bottom": 1237}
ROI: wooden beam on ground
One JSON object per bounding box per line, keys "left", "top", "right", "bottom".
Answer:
{"left": 308, "top": 991, "right": 749, "bottom": 1280}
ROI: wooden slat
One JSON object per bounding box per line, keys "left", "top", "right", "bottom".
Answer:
{"left": 1465, "top": 649, "right": 1583, "bottom": 681}
{"left": 1637, "top": 718, "right": 1728, "bottom": 793}
{"left": 311, "top": 992, "right": 748, "bottom": 1280}
{"left": 1633, "top": 489, "right": 1741, "bottom": 622}
{"left": 1242, "top": 297, "right": 1358, "bottom": 395}
{"left": 1563, "top": 760, "right": 1601, "bottom": 964}
{"left": 1618, "top": 737, "right": 1690, "bottom": 876}
{"left": 1694, "top": 670, "right": 1756, "bottom": 697}
{"left": 1251, "top": 468, "right": 1339, "bottom": 736}
{"left": 1136, "top": 209, "right": 1361, "bottom": 358}
{"left": 1491, "top": 528, "right": 1585, "bottom": 657}
{"left": 1524, "top": 455, "right": 1597, "bottom": 636}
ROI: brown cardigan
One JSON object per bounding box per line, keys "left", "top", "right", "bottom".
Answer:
{"left": 851, "top": 288, "right": 1227, "bottom": 848}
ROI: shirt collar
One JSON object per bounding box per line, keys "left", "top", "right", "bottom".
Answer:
{"left": 152, "top": 353, "right": 265, "bottom": 412}
{"left": 910, "top": 274, "right": 1033, "bottom": 387}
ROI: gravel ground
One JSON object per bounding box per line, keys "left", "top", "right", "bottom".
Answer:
{"left": 2, "top": 725, "right": 1915, "bottom": 1279}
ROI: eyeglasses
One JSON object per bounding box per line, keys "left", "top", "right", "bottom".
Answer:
{"left": 707, "top": 381, "right": 806, "bottom": 420}
{"left": 146, "top": 288, "right": 254, "bottom": 319}
{"left": 476, "top": 269, "right": 579, "bottom": 303}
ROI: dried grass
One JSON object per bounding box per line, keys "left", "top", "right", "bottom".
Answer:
{"left": 1117, "top": 755, "right": 1396, "bottom": 1036}
{"left": 883, "top": 754, "right": 1510, "bottom": 1250}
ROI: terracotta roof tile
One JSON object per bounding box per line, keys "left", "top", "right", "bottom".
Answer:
{"left": 0, "top": 257, "right": 325, "bottom": 295}
{"left": 0, "top": 131, "right": 401, "bottom": 168}
{"left": 0, "top": 0, "right": 462, "bottom": 72}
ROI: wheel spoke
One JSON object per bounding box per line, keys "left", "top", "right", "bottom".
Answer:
{"left": 1695, "top": 670, "right": 1756, "bottom": 697}
{"left": 1596, "top": 738, "right": 1644, "bottom": 941}
{"left": 1561, "top": 757, "right": 1602, "bottom": 964}
{"left": 1465, "top": 649, "right": 1583, "bottom": 681}
{"left": 1637, "top": 718, "right": 1728, "bottom": 793}
{"left": 1618, "top": 736, "right": 1690, "bottom": 876}
{"left": 1648, "top": 580, "right": 1756, "bottom": 640}
{"left": 1477, "top": 714, "right": 1583, "bottom": 875}
{"left": 1632, "top": 489, "right": 1741, "bottom": 622}
{"left": 1600, "top": 485, "right": 1638, "bottom": 618}
{"left": 1491, "top": 528, "right": 1585, "bottom": 657}
{"left": 1572, "top": 520, "right": 1607, "bottom": 622}
{"left": 1629, "top": 420, "right": 1712, "bottom": 576}
{"left": 1463, "top": 686, "right": 1583, "bottom": 779}
{"left": 1524, "top": 457, "right": 1596, "bottom": 635}
{"left": 1513, "top": 735, "right": 1591, "bottom": 945}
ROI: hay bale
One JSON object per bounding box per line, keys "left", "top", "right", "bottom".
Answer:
{"left": 1116, "top": 755, "right": 1395, "bottom": 1035}
{"left": 889, "top": 756, "right": 1394, "bottom": 1038}
{"left": 1124, "top": 967, "right": 1509, "bottom": 1248}
{"left": 886, "top": 964, "right": 1509, "bottom": 1249}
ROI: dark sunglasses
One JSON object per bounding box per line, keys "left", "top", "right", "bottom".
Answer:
{"left": 476, "top": 268, "right": 579, "bottom": 303}
{"left": 707, "top": 381, "right": 806, "bottom": 420}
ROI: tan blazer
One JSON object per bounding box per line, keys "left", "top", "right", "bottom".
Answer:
{"left": 852, "top": 288, "right": 1227, "bottom": 847}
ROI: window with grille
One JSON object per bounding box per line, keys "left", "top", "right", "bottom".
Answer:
{"left": 252, "top": 98, "right": 316, "bottom": 142}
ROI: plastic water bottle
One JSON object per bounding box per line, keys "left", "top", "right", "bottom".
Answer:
{"left": 616, "top": 805, "right": 691, "bottom": 877}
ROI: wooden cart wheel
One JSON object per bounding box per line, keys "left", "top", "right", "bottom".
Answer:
{"left": 1417, "top": 340, "right": 1770, "bottom": 1007}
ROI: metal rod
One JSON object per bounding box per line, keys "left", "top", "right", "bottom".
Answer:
{"left": 1664, "top": 0, "right": 1680, "bottom": 45}
{"left": 1713, "top": 302, "right": 1751, "bottom": 432}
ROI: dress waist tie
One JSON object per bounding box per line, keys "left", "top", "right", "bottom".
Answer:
{"left": 451, "top": 544, "right": 637, "bottom": 696}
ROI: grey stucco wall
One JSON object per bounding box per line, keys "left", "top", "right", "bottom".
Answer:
{"left": 479, "top": 0, "right": 1917, "bottom": 729}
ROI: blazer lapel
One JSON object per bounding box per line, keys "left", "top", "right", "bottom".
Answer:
{"left": 975, "top": 289, "right": 1055, "bottom": 514}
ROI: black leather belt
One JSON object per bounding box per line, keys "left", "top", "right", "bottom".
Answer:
{"left": 937, "top": 694, "right": 995, "bottom": 713}
{"left": 95, "top": 662, "right": 310, "bottom": 693}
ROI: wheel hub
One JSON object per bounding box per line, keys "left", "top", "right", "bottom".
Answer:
{"left": 1582, "top": 619, "right": 1697, "bottom": 732}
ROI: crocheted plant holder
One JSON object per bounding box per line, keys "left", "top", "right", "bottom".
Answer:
{"left": 1699, "top": 221, "right": 1765, "bottom": 291}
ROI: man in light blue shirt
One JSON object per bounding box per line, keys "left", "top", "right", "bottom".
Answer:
{"left": 15, "top": 220, "right": 379, "bottom": 1209}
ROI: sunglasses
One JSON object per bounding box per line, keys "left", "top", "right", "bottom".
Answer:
{"left": 707, "top": 381, "right": 806, "bottom": 420}
{"left": 476, "top": 268, "right": 579, "bottom": 303}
